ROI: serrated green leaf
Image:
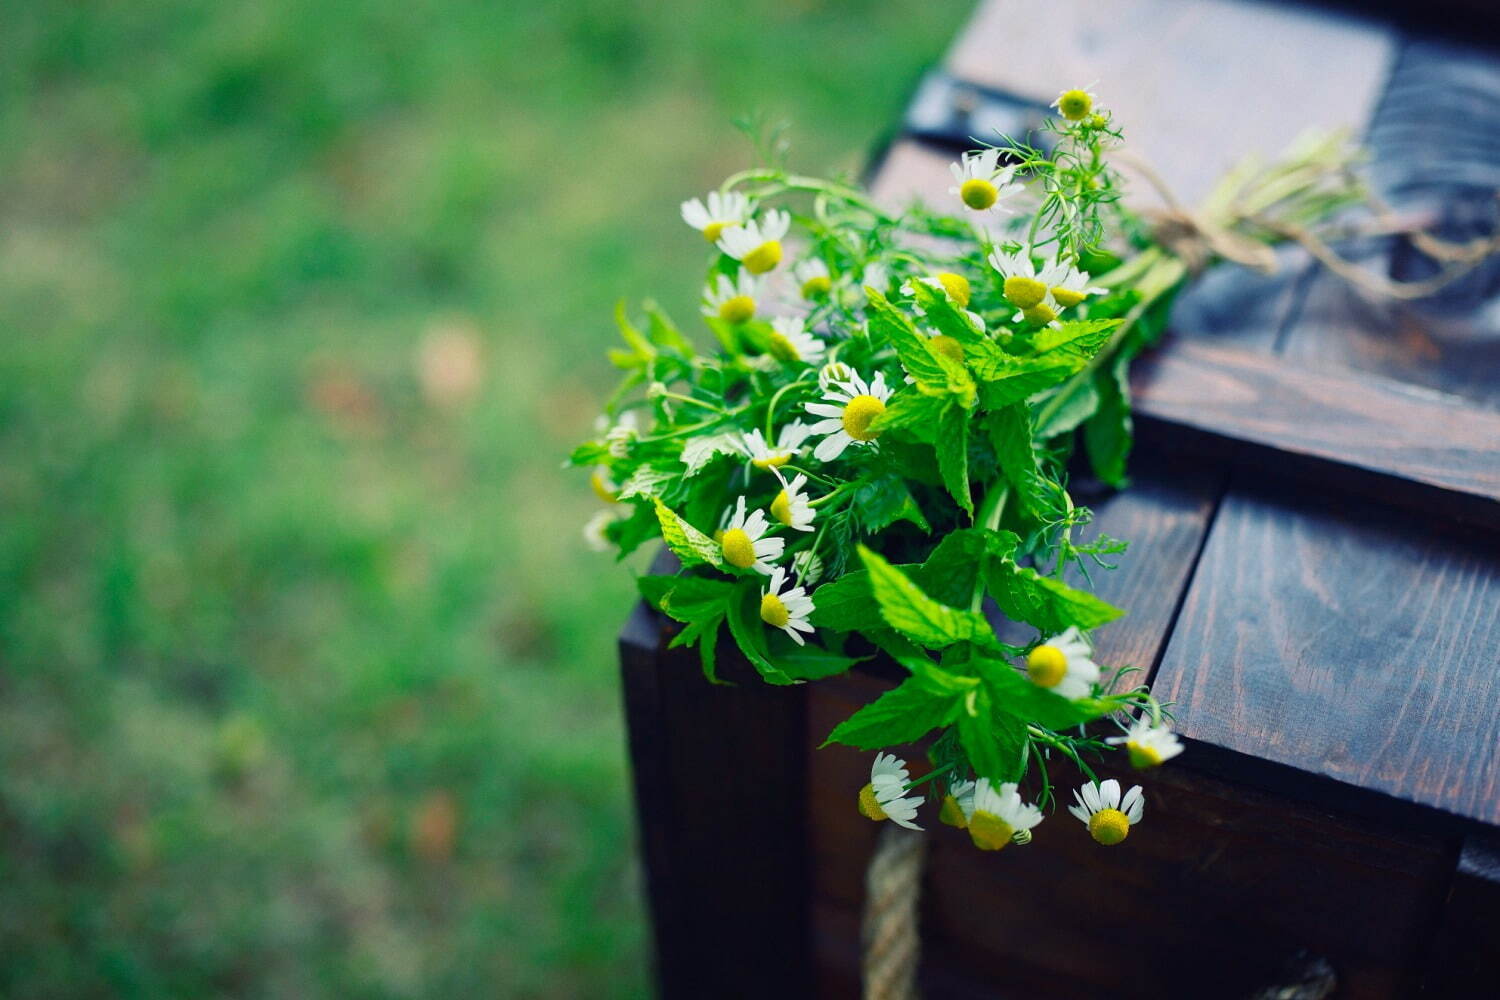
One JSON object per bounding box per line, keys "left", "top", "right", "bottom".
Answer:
{"left": 934, "top": 403, "right": 973, "bottom": 516}
{"left": 724, "top": 580, "right": 792, "bottom": 685}
{"left": 638, "top": 574, "right": 734, "bottom": 623}
{"left": 986, "top": 405, "right": 1045, "bottom": 517}
{"left": 770, "top": 636, "right": 865, "bottom": 681}
{"left": 868, "top": 390, "right": 947, "bottom": 441}
{"left": 986, "top": 559, "right": 1124, "bottom": 635}
{"left": 956, "top": 687, "right": 1027, "bottom": 782}
{"left": 971, "top": 653, "right": 1105, "bottom": 730}
{"left": 824, "top": 674, "right": 965, "bottom": 749}
{"left": 858, "top": 545, "right": 993, "bottom": 649}
{"left": 909, "top": 528, "right": 1018, "bottom": 607}
{"left": 1032, "top": 376, "right": 1100, "bottom": 439}
{"left": 1028, "top": 318, "right": 1121, "bottom": 360}
{"left": 652, "top": 499, "right": 723, "bottom": 568}
{"left": 865, "top": 290, "right": 973, "bottom": 400}
{"left": 910, "top": 282, "right": 984, "bottom": 344}
{"left": 1084, "top": 351, "right": 1133, "bottom": 487}
{"left": 851, "top": 474, "right": 929, "bottom": 534}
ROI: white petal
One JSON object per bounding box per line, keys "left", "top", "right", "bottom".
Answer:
{"left": 813, "top": 432, "right": 850, "bottom": 462}
{"left": 1099, "top": 778, "right": 1121, "bottom": 810}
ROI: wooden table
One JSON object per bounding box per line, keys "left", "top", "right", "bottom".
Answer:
{"left": 621, "top": 2, "right": 1500, "bottom": 996}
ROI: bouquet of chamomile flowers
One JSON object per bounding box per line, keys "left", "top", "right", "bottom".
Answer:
{"left": 572, "top": 88, "right": 1357, "bottom": 850}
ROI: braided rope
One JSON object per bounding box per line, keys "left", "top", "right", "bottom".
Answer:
{"left": 861, "top": 825, "right": 927, "bottom": 1000}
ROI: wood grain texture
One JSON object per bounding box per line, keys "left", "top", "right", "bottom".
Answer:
{"left": 619, "top": 605, "right": 813, "bottom": 999}
{"left": 1130, "top": 339, "right": 1500, "bottom": 518}
{"left": 806, "top": 674, "right": 1452, "bottom": 999}
{"left": 943, "top": 0, "right": 1394, "bottom": 205}
{"left": 1152, "top": 476, "right": 1500, "bottom": 828}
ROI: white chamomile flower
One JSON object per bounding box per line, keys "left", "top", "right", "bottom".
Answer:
{"left": 795, "top": 258, "right": 833, "bottom": 299}
{"left": 964, "top": 779, "right": 1043, "bottom": 850}
{"left": 582, "top": 509, "right": 622, "bottom": 552}
{"left": 603, "top": 411, "right": 639, "bottom": 458}
{"left": 719, "top": 495, "right": 784, "bottom": 574}
{"left": 857, "top": 752, "right": 923, "bottom": 831}
{"left": 1053, "top": 85, "right": 1102, "bottom": 122}
{"left": 740, "top": 422, "right": 813, "bottom": 470}
{"left": 949, "top": 148, "right": 1021, "bottom": 213}
{"left": 767, "top": 316, "right": 826, "bottom": 365}
{"left": 759, "top": 565, "right": 815, "bottom": 646}
{"left": 701, "top": 271, "right": 761, "bottom": 325}
{"left": 804, "top": 370, "right": 893, "bottom": 462}
{"left": 939, "top": 778, "right": 976, "bottom": 829}
{"left": 1024, "top": 626, "right": 1101, "bottom": 699}
{"left": 991, "top": 247, "right": 1068, "bottom": 327}
{"left": 718, "top": 209, "right": 790, "bottom": 274}
{"left": 1039, "top": 259, "right": 1106, "bottom": 309}
{"left": 1068, "top": 778, "right": 1144, "bottom": 845}
{"left": 1107, "top": 717, "right": 1185, "bottom": 769}
{"left": 769, "top": 471, "right": 815, "bottom": 532}
{"left": 817, "top": 360, "right": 854, "bottom": 390}
{"left": 791, "top": 549, "right": 824, "bottom": 585}
{"left": 681, "top": 190, "right": 751, "bottom": 243}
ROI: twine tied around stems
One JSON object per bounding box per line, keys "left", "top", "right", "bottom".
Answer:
{"left": 1116, "top": 147, "right": 1500, "bottom": 299}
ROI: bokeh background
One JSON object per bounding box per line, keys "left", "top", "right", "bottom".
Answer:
{"left": 0, "top": 0, "right": 974, "bottom": 995}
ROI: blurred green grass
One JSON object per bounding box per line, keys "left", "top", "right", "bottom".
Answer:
{"left": 0, "top": 0, "right": 970, "bottom": 995}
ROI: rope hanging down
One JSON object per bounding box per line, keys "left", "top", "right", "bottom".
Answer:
{"left": 861, "top": 825, "right": 926, "bottom": 1000}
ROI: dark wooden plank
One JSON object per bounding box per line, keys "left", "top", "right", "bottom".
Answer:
{"left": 1422, "top": 835, "right": 1500, "bottom": 995}
{"left": 943, "top": 0, "right": 1394, "bottom": 206}
{"left": 1130, "top": 339, "right": 1500, "bottom": 522}
{"left": 620, "top": 604, "right": 813, "bottom": 999}
{"left": 1152, "top": 475, "right": 1500, "bottom": 829}
{"left": 1279, "top": 38, "right": 1500, "bottom": 410}
{"left": 806, "top": 679, "right": 1453, "bottom": 999}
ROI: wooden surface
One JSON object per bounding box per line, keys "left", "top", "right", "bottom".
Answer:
{"left": 622, "top": 2, "right": 1500, "bottom": 997}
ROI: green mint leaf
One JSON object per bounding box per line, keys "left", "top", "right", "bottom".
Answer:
{"left": 986, "top": 558, "right": 1124, "bottom": 635}
{"left": 910, "top": 527, "right": 1019, "bottom": 607}
{"left": 857, "top": 545, "right": 994, "bottom": 649}
{"left": 1084, "top": 352, "right": 1133, "bottom": 488}
{"left": 1028, "top": 318, "right": 1121, "bottom": 360}
{"left": 1032, "top": 376, "right": 1100, "bottom": 439}
{"left": 986, "top": 405, "right": 1046, "bottom": 517}
{"left": 909, "top": 281, "right": 984, "bottom": 344}
{"left": 724, "top": 579, "right": 793, "bottom": 685}
{"left": 868, "top": 389, "right": 946, "bottom": 441}
{"left": 934, "top": 403, "right": 973, "bottom": 516}
{"left": 668, "top": 613, "right": 727, "bottom": 684}
{"left": 770, "top": 636, "right": 865, "bottom": 681}
{"left": 956, "top": 687, "right": 1027, "bottom": 783}
{"left": 637, "top": 574, "right": 735, "bottom": 623}
{"left": 851, "top": 473, "right": 930, "bottom": 534}
{"left": 865, "top": 290, "right": 973, "bottom": 400}
{"left": 971, "top": 652, "right": 1105, "bottom": 731}
{"left": 824, "top": 673, "right": 966, "bottom": 749}
{"left": 652, "top": 498, "right": 723, "bottom": 568}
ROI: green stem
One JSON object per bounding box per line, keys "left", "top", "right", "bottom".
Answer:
{"left": 969, "top": 486, "right": 1010, "bottom": 612}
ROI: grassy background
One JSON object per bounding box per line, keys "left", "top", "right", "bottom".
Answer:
{"left": 0, "top": 0, "right": 971, "bottom": 995}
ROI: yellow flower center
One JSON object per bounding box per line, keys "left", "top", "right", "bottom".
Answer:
{"left": 1003, "top": 275, "right": 1047, "bottom": 309}
{"left": 936, "top": 271, "right": 971, "bottom": 307}
{"left": 721, "top": 528, "right": 756, "bottom": 569}
{"left": 939, "top": 794, "right": 968, "bottom": 829}
{"left": 1026, "top": 644, "right": 1068, "bottom": 688}
{"left": 857, "top": 783, "right": 888, "bottom": 822}
{"left": 1051, "top": 285, "right": 1086, "bottom": 308}
{"left": 1058, "top": 89, "right": 1093, "bottom": 121}
{"left": 1022, "top": 303, "right": 1058, "bottom": 326}
{"left": 589, "top": 470, "right": 618, "bottom": 503}
{"left": 959, "top": 177, "right": 999, "bottom": 210}
{"left": 1086, "top": 113, "right": 1108, "bottom": 130}
{"left": 801, "top": 275, "right": 833, "bottom": 299}
{"left": 703, "top": 220, "right": 734, "bottom": 243}
{"left": 751, "top": 452, "right": 790, "bottom": 470}
{"left": 841, "top": 394, "right": 885, "bottom": 442}
{"left": 968, "top": 810, "right": 1014, "bottom": 851}
{"left": 767, "top": 332, "right": 801, "bottom": 362}
{"left": 760, "top": 591, "right": 790, "bottom": 628}
{"left": 1088, "top": 807, "right": 1130, "bottom": 845}
{"left": 1127, "top": 740, "right": 1164, "bottom": 769}
{"left": 930, "top": 335, "right": 964, "bottom": 363}
{"left": 769, "top": 489, "right": 794, "bottom": 526}
{"left": 718, "top": 295, "right": 755, "bottom": 324}
{"left": 743, "top": 240, "right": 782, "bottom": 274}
